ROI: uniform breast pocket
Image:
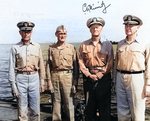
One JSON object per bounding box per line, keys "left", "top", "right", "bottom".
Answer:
{"left": 64, "top": 53, "right": 72, "bottom": 61}
{"left": 130, "top": 48, "right": 144, "bottom": 60}
{"left": 64, "top": 53, "right": 73, "bottom": 66}
{"left": 30, "top": 52, "right": 39, "bottom": 58}
{"left": 117, "top": 49, "right": 124, "bottom": 56}
{"left": 51, "top": 49, "right": 59, "bottom": 59}
{"left": 82, "top": 51, "right": 91, "bottom": 60}
{"left": 131, "top": 48, "right": 142, "bottom": 54}
{"left": 16, "top": 54, "right": 23, "bottom": 67}
{"left": 30, "top": 52, "right": 39, "bottom": 64}
{"left": 97, "top": 52, "right": 107, "bottom": 64}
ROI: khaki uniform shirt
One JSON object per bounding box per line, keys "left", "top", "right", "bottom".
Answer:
{"left": 9, "top": 41, "right": 45, "bottom": 85}
{"left": 79, "top": 39, "right": 114, "bottom": 77}
{"left": 114, "top": 38, "right": 150, "bottom": 84}
{"left": 46, "top": 42, "right": 79, "bottom": 85}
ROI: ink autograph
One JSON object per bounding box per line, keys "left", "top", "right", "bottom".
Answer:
{"left": 14, "top": 12, "right": 44, "bottom": 18}
{"left": 82, "top": 1, "right": 111, "bottom": 14}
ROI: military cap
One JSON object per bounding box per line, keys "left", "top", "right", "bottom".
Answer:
{"left": 123, "top": 15, "right": 143, "bottom": 26}
{"left": 17, "top": 21, "right": 35, "bottom": 31}
{"left": 56, "top": 25, "right": 67, "bottom": 33}
{"left": 87, "top": 17, "right": 105, "bottom": 28}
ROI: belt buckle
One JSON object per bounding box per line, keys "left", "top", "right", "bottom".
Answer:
{"left": 27, "top": 71, "right": 31, "bottom": 75}
{"left": 67, "top": 70, "right": 71, "bottom": 73}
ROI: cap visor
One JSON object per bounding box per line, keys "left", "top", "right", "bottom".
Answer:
{"left": 20, "top": 27, "right": 32, "bottom": 31}
{"left": 123, "top": 21, "right": 139, "bottom": 25}
{"left": 89, "top": 22, "right": 103, "bottom": 28}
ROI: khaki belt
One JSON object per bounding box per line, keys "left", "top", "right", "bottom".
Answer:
{"left": 117, "top": 69, "right": 145, "bottom": 74}
{"left": 52, "top": 69, "right": 72, "bottom": 73}
{"left": 17, "top": 71, "right": 37, "bottom": 75}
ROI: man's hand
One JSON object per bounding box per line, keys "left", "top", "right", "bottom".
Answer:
{"left": 72, "top": 85, "right": 76, "bottom": 94}
{"left": 47, "top": 80, "right": 54, "bottom": 93}
{"left": 40, "top": 84, "right": 45, "bottom": 93}
{"left": 144, "top": 85, "right": 150, "bottom": 97}
{"left": 145, "top": 85, "right": 150, "bottom": 106}
{"left": 48, "top": 84, "right": 54, "bottom": 93}
{"left": 11, "top": 84, "right": 19, "bottom": 97}
{"left": 89, "top": 74, "right": 98, "bottom": 81}
{"left": 96, "top": 71, "right": 104, "bottom": 79}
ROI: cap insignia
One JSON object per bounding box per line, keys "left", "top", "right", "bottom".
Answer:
{"left": 127, "top": 16, "right": 132, "bottom": 21}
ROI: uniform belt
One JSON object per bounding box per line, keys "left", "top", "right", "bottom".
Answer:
{"left": 88, "top": 67, "right": 103, "bottom": 70}
{"left": 89, "top": 67, "right": 103, "bottom": 74}
{"left": 116, "top": 69, "right": 145, "bottom": 74}
{"left": 17, "top": 71, "right": 37, "bottom": 75}
{"left": 52, "top": 69, "right": 72, "bottom": 73}
{"left": 89, "top": 69, "right": 101, "bottom": 74}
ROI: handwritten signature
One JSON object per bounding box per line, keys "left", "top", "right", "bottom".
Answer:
{"left": 14, "top": 12, "right": 44, "bottom": 18}
{"left": 82, "top": 1, "right": 111, "bottom": 14}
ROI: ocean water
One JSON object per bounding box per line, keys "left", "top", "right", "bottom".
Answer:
{"left": 0, "top": 44, "right": 13, "bottom": 100}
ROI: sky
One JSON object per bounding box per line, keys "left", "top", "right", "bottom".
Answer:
{"left": 0, "top": 0, "right": 150, "bottom": 44}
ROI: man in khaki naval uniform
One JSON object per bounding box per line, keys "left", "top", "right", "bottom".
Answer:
{"left": 79, "top": 17, "right": 114, "bottom": 121}
{"left": 9, "top": 21, "right": 45, "bottom": 121}
{"left": 46, "top": 25, "right": 79, "bottom": 121}
{"left": 114, "top": 15, "right": 150, "bottom": 121}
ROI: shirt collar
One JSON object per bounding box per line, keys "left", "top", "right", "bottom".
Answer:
{"left": 87, "top": 38, "right": 102, "bottom": 45}
{"left": 55, "top": 42, "right": 69, "bottom": 49}
{"left": 124, "top": 36, "right": 139, "bottom": 44}
{"left": 19, "top": 40, "right": 34, "bottom": 47}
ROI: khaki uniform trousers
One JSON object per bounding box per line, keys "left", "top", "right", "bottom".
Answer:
{"left": 116, "top": 71, "right": 146, "bottom": 121}
{"left": 52, "top": 71, "right": 74, "bottom": 121}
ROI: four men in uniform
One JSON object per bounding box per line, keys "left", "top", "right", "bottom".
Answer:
{"left": 8, "top": 15, "right": 150, "bottom": 121}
